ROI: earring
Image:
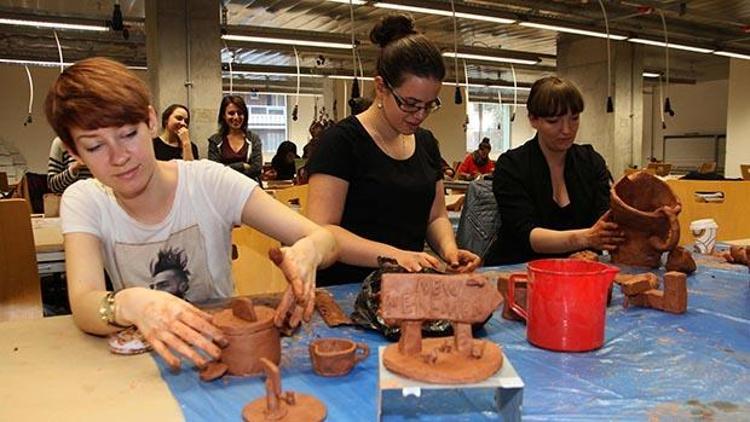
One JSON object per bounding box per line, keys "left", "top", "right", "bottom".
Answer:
{"left": 377, "top": 103, "right": 383, "bottom": 109}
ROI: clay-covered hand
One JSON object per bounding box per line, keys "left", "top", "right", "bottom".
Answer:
{"left": 269, "top": 238, "right": 318, "bottom": 329}
{"left": 394, "top": 250, "right": 441, "bottom": 272}
{"left": 116, "top": 287, "right": 227, "bottom": 371}
{"left": 176, "top": 126, "right": 191, "bottom": 146}
{"left": 443, "top": 249, "right": 481, "bottom": 273}
{"left": 584, "top": 210, "right": 625, "bottom": 251}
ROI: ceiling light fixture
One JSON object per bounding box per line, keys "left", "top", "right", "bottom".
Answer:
{"left": 519, "top": 22, "right": 626, "bottom": 40}
{"left": 0, "top": 58, "right": 145, "bottom": 70}
{"left": 713, "top": 50, "right": 750, "bottom": 60}
{"left": 223, "top": 70, "right": 324, "bottom": 78}
{"left": 642, "top": 72, "right": 661, "bottom": 78}
{"left": 374, "top": 2, "right": 515, "bottom": 24}
{"left": 326, "top": 0, "right": 367, "bottom": 5}
{"left": 0, "top": 17, "right": 108, "bottom": 32}
{"left": 327, "top": 75, "right": 375, "bottom": 81}
{"left": 221, "top": 34, "right": 352, "bottom": 50}
{"left": 224, "top": 91, "right": 323, "bottom": 98}
{"left": 627, "top": 38, "right": 714, "bottom": 53}
{"left": 442, "top": 52, "right": 539, "bottom": 66}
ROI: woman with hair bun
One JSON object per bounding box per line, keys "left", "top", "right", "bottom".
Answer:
{"left": 307, "top": 14, "right": 480, "bottom": 286}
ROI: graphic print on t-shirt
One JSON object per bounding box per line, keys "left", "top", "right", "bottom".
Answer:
{"left": 112, "top": 225, "right": 212, "bottom": 302}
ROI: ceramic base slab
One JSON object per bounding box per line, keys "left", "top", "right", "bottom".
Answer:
{"left": 383, "top": 339, "right": 503, "bottom": 384}
{"left": 378, "top": 346, "right": 524, "bottom": 421}
{"left": 242, "top": 392, "right": 326, "bottom": 422}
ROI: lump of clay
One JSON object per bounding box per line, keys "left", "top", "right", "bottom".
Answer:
{"left": 665, "top": 246, "right": 696, "bottom": 274}
{"left": 624, "top": 271, "right": 687, "bottom": 314}
{"left": 610, "top": 171, "right": 681, "bottom": 268}
{"left": 569, "top": 250, "right": 599, "bottom": 261}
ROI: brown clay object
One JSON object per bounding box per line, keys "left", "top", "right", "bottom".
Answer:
{"left": 665, "top": 246, "right": 697, "bottom": 274}
{"left": 610, "top": 171, "right": 681, "bottom": 268}
{"left": 242, "top": 358, "right": 326, "bottom": 422}
{"left": 213, "top": 305, "right": 281, "bottom": 376}
{"left": 662, "top": 271, "right": 688, "bottom": 314}
{"left": 314, "top": 290, "right": 352, "bottom": 327}
{"left": 616, "top": 273, "right": 659, "bottom": 296}
{"left": 380, "top": 273, "right": 504, "bottom": 384}
{"left": 497, "top": 273, "right": 524, "bottom": 321}
{"left": 729, "top": 245, "right": 749, "bottom": 265}
{"left": 309, "top": 338, "right": 369, "bottom": 377}
{"left": 232, "top": 297, "right": 258, "bottom": 322}
{"left": 569, "top": 250, "right": 599, "bottom": 261}
{"left": 199, "top": 361, "right": 229, "bottom": 382}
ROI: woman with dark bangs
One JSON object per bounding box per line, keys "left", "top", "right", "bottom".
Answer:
{"left": 484, "top": 76, "right": 623, "bottom": 265}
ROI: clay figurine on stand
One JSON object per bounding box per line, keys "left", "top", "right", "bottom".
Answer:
{"left": 380, "top": 273, "right": 504, "bottom": 384}
{"left": 199, "top": 297, "right": 281, "bottom": 382}
{"left": 610, "top": 171, "right": 681, "bottom": 268}
{"left": 242, "top": 358, "right": 327, "bottom": 422}
{"left": 309, "top": 338, "right": 369, "bottom": 377}
{"left": 665, "top": 246, "right": 697, "bottom": 274}
{"left": 617, "top": 271, "right": 687, "bottom": 314}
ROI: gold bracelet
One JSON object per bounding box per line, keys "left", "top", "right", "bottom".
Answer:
{"left": 99, "top": 291, "right": 131, "bottom": 329}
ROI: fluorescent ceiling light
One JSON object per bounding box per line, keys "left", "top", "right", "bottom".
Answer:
{"left": 374, "top": 2, "right": 515, "bottom": 24}
{"left": 0, "top": 17, "right": 108, "bottom": 31}
{"left": 642, "top": 72, "right": 661, "bottom": 78}
{"left": 221, "top": 34, "right": 352, "bottom": 49}
{"left": 224, "top": 70, "right": 324, "bottom": 78}
{"left": 443, "top": 51, "right": 539, "bottom": 66}
{"left": 326, "top": 0, "right": 367, "bottom": 4}
{"left": 713, "top": 51, "right": 750, "bottom": 60}
{"left": 488, "top": 85, "right": 531, "bottom": 91}
{"left": 628, "top": 38, "right": 713, "bottom": 53}
{"left": 327, "top": 75, "right": 375, "bottom": 81}
{"left": 0, "top": 58, "right": 145, "bottom": 70}
{"left": 519, "top": 22, "right": 626, "bottom": 40}
{"left": 224, "top": 91, "right": 323, "bottom": 98}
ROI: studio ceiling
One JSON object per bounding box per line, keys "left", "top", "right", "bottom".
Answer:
{"left": 1, "top": 0, "right": 748, "bottom": 94}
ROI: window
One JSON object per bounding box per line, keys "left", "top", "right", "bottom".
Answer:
{"left": 466, "top": 102, "right": 511, "bottom": 157}
{"left": 240, "top": 93, "right": 288, "bottom": 162}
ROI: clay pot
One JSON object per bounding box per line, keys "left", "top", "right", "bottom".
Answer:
{"left": 309, "top": 338, "right": 369, "bottom": 377}
{"left": 610, "top": 171, "right": 681, "bottom": 267}
{"left": 213, "top": 306, "right": 280, "bottom": 376}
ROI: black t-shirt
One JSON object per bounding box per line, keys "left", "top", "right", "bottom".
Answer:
{"left": 485, "top": 136, "right": 611, "bottom": 265}
{"left": 308, "top": 115, "right": 442, "bottom": 285}
{"left": 152, "top": 137, "right": 200, "bottom": 161}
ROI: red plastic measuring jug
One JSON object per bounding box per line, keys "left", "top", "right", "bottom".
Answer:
{"left": 508, "top": 259, "right": 619, "bottom": 352}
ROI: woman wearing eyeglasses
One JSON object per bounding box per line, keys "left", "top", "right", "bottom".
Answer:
{"left": 306, "top": 14, "right": 480, "bottom": 286}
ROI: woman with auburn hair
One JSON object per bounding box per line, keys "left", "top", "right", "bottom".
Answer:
{"left": 153, "top": 104, "right": 199, "bottom": 161}
{"left": 45, "top": 57, "right": 337, "bottom": 370}
{"left": 306, "top": 14, "right": 480, "bottom": 286}
{"left": 207, "top": 95, "right": 263, "bottom": 182}
{"left": 485, "top": 76, "right": 623, "bottom": 265}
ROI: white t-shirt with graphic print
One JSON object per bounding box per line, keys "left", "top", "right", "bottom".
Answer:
{"left": 60, "top": 159, "right": 257, "bottom": 303}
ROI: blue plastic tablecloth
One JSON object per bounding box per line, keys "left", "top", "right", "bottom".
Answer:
{"left": 154, "top": 262, "right": 750, "bottom": 421}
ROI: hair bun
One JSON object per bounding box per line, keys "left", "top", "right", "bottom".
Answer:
{"left": 369, "top": 14, "right": 417, "bottom": 48}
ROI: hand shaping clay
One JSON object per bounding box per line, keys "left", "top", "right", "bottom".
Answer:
{"left": 380, "top": 273, "right": 504, "bottom": 384}
{"left": 242, "top": 358, "right": 326, "bottom": 422}
{"left": 665, "top": 246, "right": 696, "bottom": 274}
{"left": 610, "top": 171, "right": 681, "bottom": 268}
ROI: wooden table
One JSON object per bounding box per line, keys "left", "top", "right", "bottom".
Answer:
{"left": 0, "top": 316, "right": 182, "bottom": 421}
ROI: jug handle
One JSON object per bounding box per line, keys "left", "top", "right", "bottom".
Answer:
{"left": 508, "top": 273, "right": 529, "bottom": 321}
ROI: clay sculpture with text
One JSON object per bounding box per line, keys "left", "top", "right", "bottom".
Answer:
{"left": 615, "top": 272, "right": 687, "bottom": 314}
{"left": 380, "top": 273, "right": 504, "bottom": 384}
{"left": 242, "top": 358, "right": 326, "bottom": 422}
{"left": 200, "top": 297, "right": 281, "bottom": 381}
{"left": 610, "top": 171, "right": 683, "bottom": 268}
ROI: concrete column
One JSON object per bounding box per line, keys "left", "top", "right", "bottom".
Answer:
{"left": 145, "top": 0, "right": 221, "bottom": 157}
{"left": 724, "top": 59, "right": 750, "bottom": 179}
{"left": 557, "top": 35, "right": 644, "bottom": 178}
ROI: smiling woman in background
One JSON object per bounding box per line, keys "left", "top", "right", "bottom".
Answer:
{"left": 153, "top": 104, "right": 198, "bottom": 161}
{"left": 306, "top": 14, "right": 480, "bottom": 286}
{"left": 208, "top": 95, "right": 263, "bottom": 182}
{"left": 485, "top": 76, "right": 622, "bottom": 265}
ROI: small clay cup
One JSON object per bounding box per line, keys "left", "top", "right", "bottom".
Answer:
{"left": 309, "top": 338, "right": 369, "bottom": 377}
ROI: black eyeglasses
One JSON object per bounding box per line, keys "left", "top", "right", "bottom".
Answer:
{"left": 384, "top": 80, "right": 441, "bottom": 114}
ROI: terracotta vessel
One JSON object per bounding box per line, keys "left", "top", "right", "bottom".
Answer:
{"left": 309, "top": 338, "right": 369, "bottom": 377}
{"left": 610, "top": 171, "right": 681, "bottom": 267}
{"left": 213, "top": 304, "right": 280, "bottom": 376}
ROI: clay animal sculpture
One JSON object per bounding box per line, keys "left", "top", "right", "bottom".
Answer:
{"left": 380, "top": 272, "right": 504, "bottom": 384}
{"left": 610, "top": 171, "right": 681, "bottom": 268}
{"left": 242, "top": 358, "right": 326, "bottom": 422}
{"left": 309, "top": 338, "right": 369, "bottom": 377}
{"left": 200, "top": 297, "right": 281, "bottom": 381}
{"left": 620, "top": 271, "right": 687, "bottom": 314}
{"left": 665, "top": 246, "right": 697, "bottom": 274}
